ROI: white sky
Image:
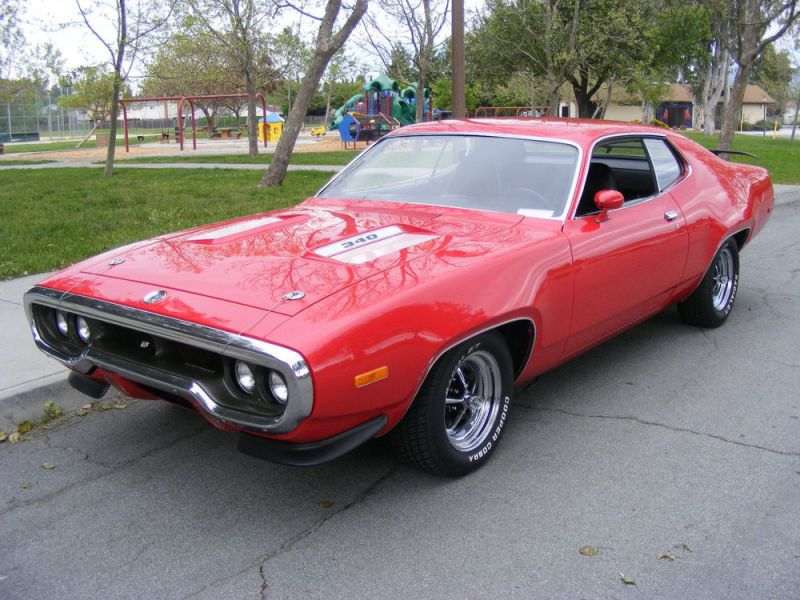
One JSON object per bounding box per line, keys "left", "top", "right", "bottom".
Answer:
{"left": 23, "top": 0, "right": 487, "bottom": 88}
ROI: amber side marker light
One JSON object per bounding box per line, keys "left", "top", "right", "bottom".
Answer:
{"left": 354, "top": 366, "right": 389, "bottom": 388}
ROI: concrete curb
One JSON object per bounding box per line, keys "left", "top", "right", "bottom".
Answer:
{"left": 0, "top": 374, "right": 121, "bottom": 431}
{"left": 2, "top": 184, "right": 798, "bottom": 433}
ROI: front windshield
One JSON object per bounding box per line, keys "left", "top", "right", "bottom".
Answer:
{"left": 319, "top": 134, "right": 580, "bottom": 219}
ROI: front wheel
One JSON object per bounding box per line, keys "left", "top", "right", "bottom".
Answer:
{"left": 390, "top": 332, "right": 513, "bottom": 476}
{"left": 678, "top": 239, "right": 739, "bottom": 328}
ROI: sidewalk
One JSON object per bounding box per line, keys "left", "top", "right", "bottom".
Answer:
{"left": 0, "top": 273, "right": 94, "bottom": 430}
{"left": 2, "top": 184, "right": 797, "bottom": 431}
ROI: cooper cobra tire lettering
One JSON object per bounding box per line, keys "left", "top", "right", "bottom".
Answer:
{"left": 390, "top": 332, "right": 514, "bottom": 476}
{"left": 470, "top": 395, "right": 510, "bottom": 461}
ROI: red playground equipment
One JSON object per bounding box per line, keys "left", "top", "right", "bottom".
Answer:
{"left": 118, "top": 93, "right": 268, "bottom": 152}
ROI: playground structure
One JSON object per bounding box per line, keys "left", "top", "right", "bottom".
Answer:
{"left": 337, "top": 113, "right": 397, "bottom": 149}
{"left": 118, "top": 93, "right": 268, "bottom": 152}
{"left": 330, "top": 75, "right": 434, "bottom": 146}
{"left": 257, "top": 112, "right": 285, "bottom": 143}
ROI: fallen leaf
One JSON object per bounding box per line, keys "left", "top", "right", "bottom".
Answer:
{"left": 21, "top": 482, "right": 30, "bottom": 490}
{"left": 96, "top": 403, "right": 113, "bottom": 412}
{"left": 579, "top": 546, "right": 599, "bottom": 556}
{"left": 657, "top": 552, "right": 677, "bottom": 561}
{"left": 113, "top": 402, "right": 128, "bottom": 410}
{"left": 82, "top": 403, "right": 92, "bottom": 410}
{"left": 16, "top": 421, "right": 33, "bottom": 434}
{"left": 318, "top": 500, "right": 334, "bottom": 509}
{"left": 40, "top": 400, "right": 62, "bottom": 423}
{"left": 8, "top": 432, "right": 21, "bottom": 444}
{"left": 0, "top": 430, "right": 6, "bottom": 442}
{"left": 41, "top": 462, "right": 55, "bottom": 470}
{"left": 619, "top": 572, "right": 636, "bottom": 585}
{"left": 76, "top": 409, "right": 89, "bottom": 417}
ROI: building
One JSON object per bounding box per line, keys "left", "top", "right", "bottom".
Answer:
{"left": 604, "top": 83, "right": 775, "bottom": 129}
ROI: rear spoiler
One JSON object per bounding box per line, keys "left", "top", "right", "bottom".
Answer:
{"left": 708, "top": 149, "right": 759, "bottom": 160}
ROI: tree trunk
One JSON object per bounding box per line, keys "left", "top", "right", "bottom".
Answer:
{"left": 324, "top": 80, "right": 332, "bottom": 126}
{"left": 791, "top": 93, "right": 799, "bottom": 141}
{"left": 260, "top": 0, "right": 367, "bottom": 188}
{"left": 76, "top": 124, "right": 97, "bottom": 148}
{"left": 546, "top": 80, "right": 560, "bottom": 116}
{"left": 415, "top": 77, "right": 425, "bottom": 123}
{"left": 260, "top": 54, "right": 329, "bottom": 187}
{"left": 573, "top": 88, "right": 596, "bottom": 119}
{"left": 246, "top": 75, "right": 258, "bottom": 157}
{"left": 719, "top": 70, "right": 750, "bottom": 152}
{"left": 103, "top": 0, "right": 126, "bottom": 177}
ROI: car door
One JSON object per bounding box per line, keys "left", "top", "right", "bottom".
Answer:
{"left": 563, "top": 136, "right": 689, "bottom": 355}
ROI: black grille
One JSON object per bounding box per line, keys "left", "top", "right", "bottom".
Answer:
{"left": 31, "top": 304, "right": 285, "bottom": 418}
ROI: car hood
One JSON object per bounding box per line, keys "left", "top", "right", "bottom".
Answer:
{"left": 79, "top": 197, "right": 524, "bottom": 316}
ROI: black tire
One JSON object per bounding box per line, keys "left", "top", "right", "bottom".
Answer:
{"left": 678, "top": 239, "right": 739, "bottom": 328}
{"left": 390, "top": 332, "right": 513, "bottom": 476}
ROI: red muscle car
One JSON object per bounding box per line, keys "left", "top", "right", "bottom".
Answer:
{"left": 24, "top": 119, "right": 774, "bottom": 475}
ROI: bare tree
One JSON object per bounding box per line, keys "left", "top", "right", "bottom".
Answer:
{"left": 713, "top": 0, "right": 800, "bottom": 150}
{"left": 692, "top": 10, "right": 731, "bottom": 135}
{"left": 364, "top": 0, "right": 449, "bottom": 122}
{"left": 789, "top": 33, "right": 800, "bottom": 140}
{"left": 186, "top": 0, "right": 282, "bottom": 157}
{"left": 261, "top": 0, "right": 368, "bottom": 187}
{"left": 76, "top": 0, "right": 175, "bottom": 176}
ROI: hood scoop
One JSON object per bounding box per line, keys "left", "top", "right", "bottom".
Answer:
{"left": 183, "top": 214, "right": 308, "bottom": 245}
{"left": 311, "top": 225, "right": 439, "bottom": 264}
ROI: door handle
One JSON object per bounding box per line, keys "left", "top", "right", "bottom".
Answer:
{"left": 664, "top": 210, "right": 678, "bottom": 222}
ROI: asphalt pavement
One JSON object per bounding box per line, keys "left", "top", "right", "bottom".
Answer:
{"left": 1, "top": 186, "right": 798, "bottom": 599}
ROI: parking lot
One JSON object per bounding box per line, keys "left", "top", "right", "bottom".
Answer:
{"left": 1, "top": 188, "right": 798, "bottom": 600}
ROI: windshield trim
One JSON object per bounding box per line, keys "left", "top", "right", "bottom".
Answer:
{"left": 316, "top": 132, "right": 584, "bottom": 222}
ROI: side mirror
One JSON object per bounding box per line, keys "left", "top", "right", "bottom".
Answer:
{"left": 594, "top": 190, "right": 624, "bottom": 222}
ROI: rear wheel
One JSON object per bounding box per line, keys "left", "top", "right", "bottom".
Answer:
{"left": 391, "top": 332, "right": 513, "bottom": 476}
{"left": 678, "top": 239, "right": 739, "bottom": 328}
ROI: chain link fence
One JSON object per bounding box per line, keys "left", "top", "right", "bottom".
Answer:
{"left": 0, "top": 96, "right": 94, "bottom": 143}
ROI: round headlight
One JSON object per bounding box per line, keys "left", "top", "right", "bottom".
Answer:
{"left": 234, "top": 360, "right": 256, "bottom": 395}
{"left": 268, "top": 370, "right": 288, "bottom": 405}
{"left": 55, "top": 311, "right": 69, "bottom": 336}
{"left": 75, "top": 316, "right": 92, "bottom": 343}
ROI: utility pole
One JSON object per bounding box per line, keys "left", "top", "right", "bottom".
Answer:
{"left": 451, "top": 0, "right": 465, "bottom": 119}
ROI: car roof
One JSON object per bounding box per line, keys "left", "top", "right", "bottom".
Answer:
{"left": 391, "top": 118, "right": 676, "bottom": 147}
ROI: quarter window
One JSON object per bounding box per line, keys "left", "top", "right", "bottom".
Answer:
{"left": 644, "top": 138, "right": 682, "bottom": 191}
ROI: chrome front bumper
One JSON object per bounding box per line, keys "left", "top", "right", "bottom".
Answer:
{"left": 24, "top": 286, "right": 314, "bottom": 434}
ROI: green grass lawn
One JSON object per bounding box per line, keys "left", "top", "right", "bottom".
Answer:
{"left": 113, "top": 150, "right": 361, "bottom": 166}
{"left": 681, "top": 131, "right": 800, "bottom": 184}
{"left": 0, "top": 168, "right": 333, "bottom": 279}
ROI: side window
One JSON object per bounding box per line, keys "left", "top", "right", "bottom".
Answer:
{"left": 577, "top": 138, "right": 656, "bottom": 215}
{"left": 643, "top": 138, "right": 683, "bottom": 191}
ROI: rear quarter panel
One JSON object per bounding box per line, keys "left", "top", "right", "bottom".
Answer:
{"left": 668, "top": 135, "right": 773, "bottom": 293}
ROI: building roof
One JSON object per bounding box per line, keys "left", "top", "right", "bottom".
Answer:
{"left": 666, "top": 83, "right": 774, "bottom": 104}
{"left": 610, "top": 82, "right": 775, "bottom": 106}
{"left": 260, "top": 111, "right": 284, "bottom": 123}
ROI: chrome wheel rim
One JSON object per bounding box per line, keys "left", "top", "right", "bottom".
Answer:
{"left": 444, "top": 350, "right": 502, "bottom": 452}
{"left": 711, "top": 246, "right": 735, "bottom": 311}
